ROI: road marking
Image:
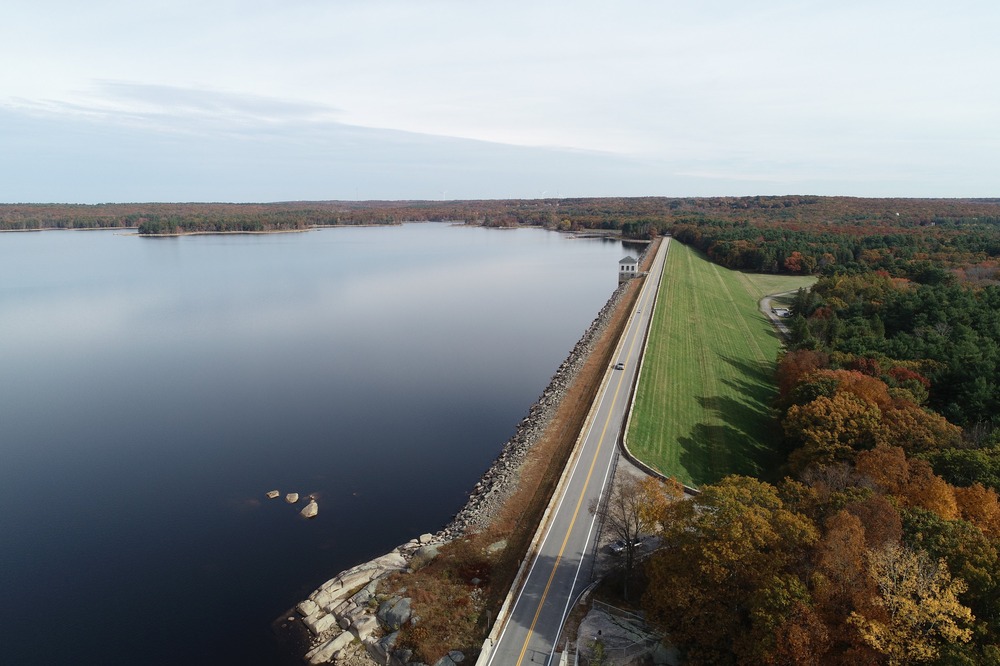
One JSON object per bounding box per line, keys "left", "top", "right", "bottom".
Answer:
{"left": 545, "top": 248, "right": 667, "bottom": 664}
{"left": 513, "top": 254, "right": 661, "bottom": 665}
{"left": 513, "top": 362, "right": 629, "bottom": 662}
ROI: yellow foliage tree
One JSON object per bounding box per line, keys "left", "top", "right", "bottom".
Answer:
{"left": 882, "top": 403, "right": 962, "bottom": 453}
{"left": 785, "top": 393, "right": 886, "bottom": 472}
{"left": 848, "top": 544, "right": 973, "bottom": 665}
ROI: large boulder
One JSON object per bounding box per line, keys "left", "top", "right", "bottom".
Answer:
{"left": 297, "top": 599, "right": 318, "bottom": 617}
{"left": 370, "top": 632, "right": 406, "bottom": 665}
{"left": 304, "top": 612, "right": 338, "bottom": 636}
{"left": 300, "top": 500, "right": 318, "bottom": 518}
{"left": 377, "top": 597, "right": 412, "bottom": 631}
{"left": 370, "top": 550, "right": 407, "bottom": 571}
{"left": 409, "top": 544, "right": 440, "bottom": 572}
{"left": 305, "top": 630, "right": 354, "bottom": 664}
{"left": 312, "top": 568, "right": 376, "bottom": 611}
{"left": 352, "top": 614, "right": 380, "bottom": 640}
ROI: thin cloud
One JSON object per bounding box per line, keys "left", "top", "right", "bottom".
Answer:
{"left": 0, "top": 1, "right": 998, "bottom": 200}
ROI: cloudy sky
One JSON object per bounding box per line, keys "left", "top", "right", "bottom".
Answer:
{"left": 1, "top": 0, "right": 997, "bottom": 203}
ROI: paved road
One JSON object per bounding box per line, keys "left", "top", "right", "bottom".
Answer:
{"left": 759, "top": 290, "right": 799, "bottom": 340}
{"left": 487, "top": 237, "right": 670, "bottom": 666}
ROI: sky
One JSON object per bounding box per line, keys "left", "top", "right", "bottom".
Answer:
{"left": 1, "top": 0, "right": 998, "bottom": 203}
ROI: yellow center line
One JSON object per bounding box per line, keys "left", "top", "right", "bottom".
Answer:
{"left": 513, "top": 266, "right": 658, "bottom": 665}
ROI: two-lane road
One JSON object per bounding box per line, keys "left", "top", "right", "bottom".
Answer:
{"left": 487, "top": 237, "right": 669, "bottom": 665}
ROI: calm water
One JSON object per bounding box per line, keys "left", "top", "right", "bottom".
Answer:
{"left": 0, "top": 223, "right": 627, "bottom": 665}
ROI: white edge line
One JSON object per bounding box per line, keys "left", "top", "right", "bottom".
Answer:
{"left": 488, "top": 240, "right": 663, "bottom": 664}
{"left": 487, "top": 385, "right": 615, "bottom": 665}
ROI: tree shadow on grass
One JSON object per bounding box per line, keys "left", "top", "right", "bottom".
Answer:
{"left": 753, "top": 312, "right": 785, "bottom": 343}
{"left": 679, "top": 394, "right": 784, "bottom": 486}
{"left": 677, "top": 422, "right": 757, "bottom": 486}
{"left": 719, "top": 353, "right": 776, "bottom": 388}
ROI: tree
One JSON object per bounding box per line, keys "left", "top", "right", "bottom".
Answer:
{"left": 642, "top": 476, "right": 818, "bottom": 664}
{"left": 882, "top": 403, "right": 963, "bottom": 454}
{"left": 903, "top": 507, "right": 1000, "bottom": 652}
{"left": 776, "top": 349, "right": 831, "bottom": 405}
{"left": 844, "top": 495, "right": 903, "bottom": 549}
{"left": 808, "top": 510, "right": 883, "bottom": 662}
{"left": 905, "top": 459, "right": 959, "bottom": 521}
{"left": 589, "top": 474, "right": 681, "bottom": 599}
{"left": 855, "top": 446, "right": 911, "bottom": 496}
{"left": 856, "top": 447, "right": 960, "bottom": 520}
{"left": 923, "top": 445, "right": 1000, "bottom": 492}
{"left": 848, "top": 544, "right": 973, "bottom": 664}
{"left": 953, "top": 483, "right": 1000, "bottom": 537}
{"left": 785, "top": 393, "right": 886, "bottom": 472}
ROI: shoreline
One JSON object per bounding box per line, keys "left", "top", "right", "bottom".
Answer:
{"left": 0, "top": 222, "right": 396, "bottom": 236}
{"left": 0, "top": 226, "right": 138, "bottom": 233}
{"left": 277, "top": 242, "right": 645, "bottom": 664}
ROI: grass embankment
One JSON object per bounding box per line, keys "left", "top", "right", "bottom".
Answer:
{"left": 627, "top": 241, "right": 815, "bottom": 486}
{"left": 395, "top": 242, "right": 658, "bottom": 661}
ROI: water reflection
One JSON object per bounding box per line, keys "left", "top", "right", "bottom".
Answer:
{"left": 0, "top": 223, "right": 625, "bottom": 664}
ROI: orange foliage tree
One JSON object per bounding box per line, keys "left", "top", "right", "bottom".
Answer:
{"left": 643, "top": 476, "right": 818, "bottom": 664}
{"left": 785, "top": 393, "right": 886, "bottom": 472}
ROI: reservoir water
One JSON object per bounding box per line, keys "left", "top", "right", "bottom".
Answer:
{"left": 0, "top": 223, "right": 627, "bottom": 665}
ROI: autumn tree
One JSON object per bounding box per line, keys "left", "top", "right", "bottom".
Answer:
{"left": 811, "top": 511, "right": 873, "bottom": 636}
{"left": 953, "top": 483, "right": 1000, "bottom": 537}
{"left": 776, "top": 349, "right": 831, "bottom": 405}
{"left": 589, "top": 474, "right": 681, "bottom": 599}
{"left": 903, "top": 507, "right": 1000, "bottom": 656}
{"left": 848, "top": 543, "right": 973, "bottom": 664}
{"left": 844, "top": 495, "right": 903, "bottom": 549}
{"left": 856, "top": 446, "right": 911, "bottom": 497}
{"left": 642, "top": 476, "right": 818, "bottom": 664}
{"left": 804, "top": 510, "right": 883, "bottom": 664}
{"left": 882, "top": 402, "right": 962, "bottom": 453}
{"left": 904, "top": 459, "right": 959, "bottom": 521}
{"left": 856, "top": 447, "right": 959, "bottom": 520}
{"left": 785, "top": 393, "right": 886, "bottom": 472}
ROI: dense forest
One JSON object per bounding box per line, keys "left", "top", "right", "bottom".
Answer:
{"left": 640, "top": 313, "right": 1000, "bottom": 663}
{"left": 638, "top": 205, "right": 1000, "bottom": 664}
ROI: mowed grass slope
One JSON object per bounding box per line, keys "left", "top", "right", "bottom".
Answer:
{"left": 627, "top": 241, "right": 815, "bottom": 486}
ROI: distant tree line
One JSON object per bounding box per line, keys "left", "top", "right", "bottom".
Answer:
{"left": 4, "top": 197, "right": 1000, "bottom": 255}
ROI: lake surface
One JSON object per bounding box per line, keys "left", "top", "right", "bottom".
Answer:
{"left": 0, "top": 223, "right": 628, "bottom": 665}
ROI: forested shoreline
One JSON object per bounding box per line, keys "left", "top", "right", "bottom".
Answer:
{"left": 4, "top": 197, "right": 1000, "bottom": 249}
{"left": 9, "top": 195, "right": 1000, "bottom": 662}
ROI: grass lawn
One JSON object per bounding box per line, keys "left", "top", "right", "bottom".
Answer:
{"left": 626, "top": 241, "right": 815, "bottom": 486}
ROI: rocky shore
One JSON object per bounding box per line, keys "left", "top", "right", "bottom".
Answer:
{"left": 442, "top": 276, "right": 632, "bottom": 540}
{"left": 280, "top": 244, "right": 644, "bottom": 665}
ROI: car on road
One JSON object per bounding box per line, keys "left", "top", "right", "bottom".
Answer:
{"left": 614, "top": 362, "right": 625, "bottom": 370}
{"left": 609, "top": 537, "right": 643, "bottom": 555}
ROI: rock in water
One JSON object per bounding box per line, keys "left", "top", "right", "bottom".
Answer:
{"left": 285, "top": 493, "right": 299, "bottom": 504}
{"left": 265, "top": 490, "right": 280, "bottom": 499}
{"left": 300, "top": 500, "right": 318, "bottom": 519}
